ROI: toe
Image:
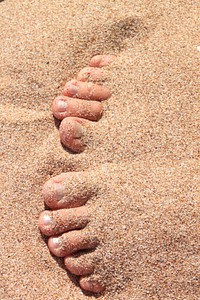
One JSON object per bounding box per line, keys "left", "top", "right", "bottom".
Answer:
{"left": 79, "top": 276, "right": 105, "bottom": 293}
{"left": 59, "top": 116, "right": 93, "bottom": 153}
{"left": 63, "top": 79, "right": 111, "bottom": 101}
{"left": 42, "top": 172, "right": 97, "bottom": 209}
{"left": 52, "top": 96, "right": 103, "bottom": 121}
{"left": 59, "top": 117, "right": 86, "bottom": 153}
{"left": 89, "top": 54, "right": 116, "bottom": 68}
{"left": 64, "top": 255, "right": 94, "bottom": 276}
{"left": 48, "top": 231, "right": 99, "bottom": 257}
{"left": 42, "top": 172, "right": 94, "bottom": 209}
{"left": 77, "top": 67, "right": 103, "bottom": 82}
{"left": 38, "top": 206, "right": 89, "bottom": 236}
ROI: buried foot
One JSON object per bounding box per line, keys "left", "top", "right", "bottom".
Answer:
{"left": 38, "top": 161, "right": 199, "bottom": 297}
{"left": 38, "top": 171, "right": 105, "bottom": 293}
{"left": 52, "top": 55, "right": 115, "bottom": 153}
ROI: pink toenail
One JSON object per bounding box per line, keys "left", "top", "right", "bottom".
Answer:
{"left": 42, "top": 213, "right": 52, "bottom": 226}
{"left": 53, "top": 182, "right": 65, "bottom": 200}
{"left": 51, "top": 237, "right": 61, "bottom": 249}
{"left": 67, "top": 81, "right": 79, "bottom": 96}
{"left": 73, "top": 120, "right": 84, "bottom": 138}
{"left": 57, "top": 100, "right": 68, "bottom": 112}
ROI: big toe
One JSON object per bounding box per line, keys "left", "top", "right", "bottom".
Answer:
{"left": 59, "top": 116, "right": 96, "bottom": 153}
{"left": 59, "top": 117, "right": 86, "bottom": 153}
{"left": 42, "top": 171, "right": 97, "bottom": 209}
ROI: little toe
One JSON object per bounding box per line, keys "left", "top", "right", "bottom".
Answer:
{"left": 79, "top": 276, "right": 105, "bottom": 293}
{"left": 89, "top": 54, "right": 116, "bottom": 68}
{"left": 48, "top": 231, "right": 99, "bottom": 257}
{"left": 38, "top": 206, "right": 89, "bottom": 236}
{"left": 42, "top": 172, "right": 97, "bottom": 209}
{"left": 63, "top": 79, "right": 111, "bottom": 101}
{"left": 77, "top": 67, "right": 103, "bottom": 82}
{"left": 52, "top": 96, "right": 103, "bottom": 121}
{"left": 64, "top": 254, "right": 94, "bottom": 276}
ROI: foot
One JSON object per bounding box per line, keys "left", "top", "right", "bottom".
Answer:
{"left": 52, "top": 55, "right": 115, "bottom": 153}
{"left": 38, "top": 171, "right": 105, "bottom": 293}
{"left": 38, "top": 160, "right": 199, "bottom": 297}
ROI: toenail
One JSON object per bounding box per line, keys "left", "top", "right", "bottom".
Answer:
{"left": 67, "top": 82, "right": 79, "bottom": 96}
{"left": 68, "top": 119, "right": 84, "bottom": 139}
{"left": 75, "top": 121, "right": 84, "bottom": 138}
{"left": 57, "top": 100, "right": 68, "bottom": 112}
{"left": 51, "top": 237, "right": 61, "bottom": 249}
{"left": 53, "top": 182, "right": 65, "bottom": 200}
{"left": 42, "top": 213, "right": 52, "bottom": 226}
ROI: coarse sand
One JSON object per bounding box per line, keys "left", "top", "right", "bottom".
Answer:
{"left": 0, "top": 0, "right": 199, "bottom": 299}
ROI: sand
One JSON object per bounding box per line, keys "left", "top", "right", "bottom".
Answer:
{"left": 0, "top": 0, "right": 199, "bottom": 299}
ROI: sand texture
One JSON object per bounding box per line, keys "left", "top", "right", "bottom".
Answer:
{"left": 0, "top": 0, "right": 199, "bottom": 299}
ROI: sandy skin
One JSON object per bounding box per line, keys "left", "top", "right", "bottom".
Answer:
{"left": 38, "top": 54, "right": 199, "bottom": 296}
{"left": 39, "top": 55, "right": 115, "bottom": 293}
{"left": 51, "top": 55, "right": 115, "bottom": 153}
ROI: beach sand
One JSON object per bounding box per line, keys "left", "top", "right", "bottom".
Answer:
{"left": 0, "top": 0, "right": 199, "bottom": 299}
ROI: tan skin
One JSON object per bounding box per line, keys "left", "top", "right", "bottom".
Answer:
{"left": 39, "top": 55, "right": 116, "bottom": 293}
{"left": 51, "top": 54, "right": 115, "bottom": 153}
